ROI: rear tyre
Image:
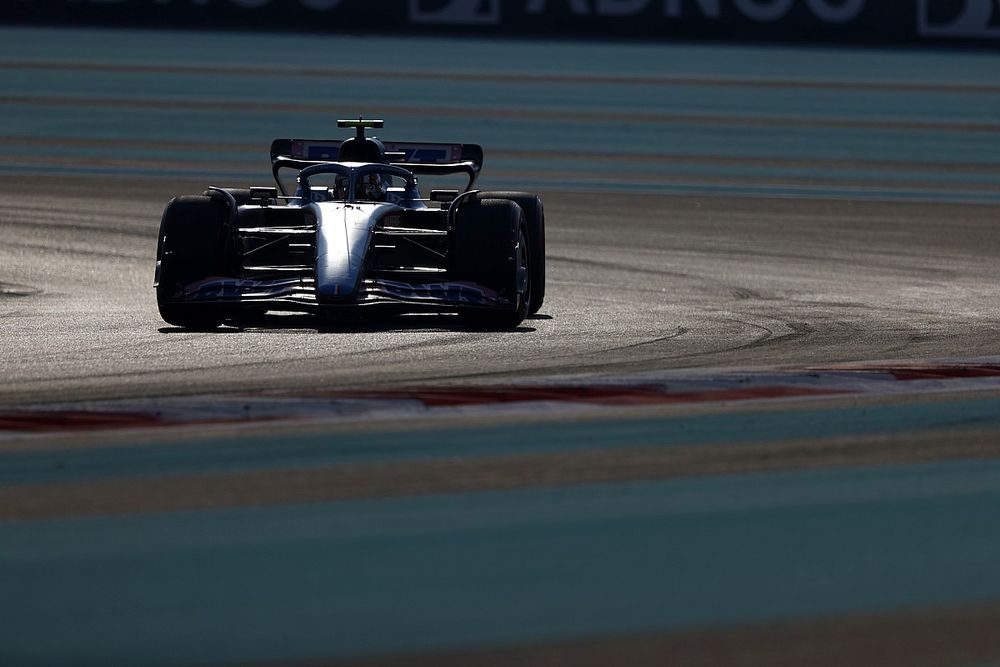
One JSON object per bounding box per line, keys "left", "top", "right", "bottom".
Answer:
{"left": 155, "top": 195, "right": 230, "bottom": 329}
{"left": 473, "top": 191, "right": 545, "bottom": 314}
{"left": 452, "top": 198, "right": 530, "bottom": 330}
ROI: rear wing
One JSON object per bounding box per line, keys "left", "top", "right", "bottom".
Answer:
{"left": 269, "top": 139, "right": 483, "bottom": 194}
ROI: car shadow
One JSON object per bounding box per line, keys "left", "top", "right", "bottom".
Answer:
{"left": 158, "top": 312, "right": 540, "bottom": 334}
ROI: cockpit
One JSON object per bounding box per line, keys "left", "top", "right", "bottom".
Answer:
{"left": 294, "top": 163, "right": 422, "bottom": 205}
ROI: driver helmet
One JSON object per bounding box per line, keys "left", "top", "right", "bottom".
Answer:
{"left": 360, "top": 172, "right": 387, "bottom": 201}
{"left": 333, "top": 175, "right": 348, "bottom": 200}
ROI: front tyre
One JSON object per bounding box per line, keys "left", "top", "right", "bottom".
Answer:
{"left": 472, "top": 191, "right": 545, "bottom": 315}
{"left": 155, "top": 195, "right": 229, "bottom": 329}
{"left": 452, "top": 198, "right": 530, "bottom": 330}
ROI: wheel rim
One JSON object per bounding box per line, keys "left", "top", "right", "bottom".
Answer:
{"left": 515, "top": 229, "right": 530, "bottom": 305}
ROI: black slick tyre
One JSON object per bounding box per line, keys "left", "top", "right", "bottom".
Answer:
{"left": 155, "top": 195, "right": 229, "bottom": 329}
{"left": 451, "top": 198, "right": 530, "bottom": 329}
{"left": 472, "top": 191, "right": 545, "bottom": 315}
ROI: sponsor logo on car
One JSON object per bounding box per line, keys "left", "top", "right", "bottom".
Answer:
{"left": 368, "top": 279, "right": 509, "bottom": 306}
{"left": 182, "top": 277, "right": 307, "bottom": 301}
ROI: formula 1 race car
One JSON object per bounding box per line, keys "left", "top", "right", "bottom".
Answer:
{"left": 154, "top": 119, "right": 544, "bottom": 329}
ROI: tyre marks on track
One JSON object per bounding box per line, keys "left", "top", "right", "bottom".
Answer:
{"left": 0, "top": 281, "right": 41, "bottom": 298}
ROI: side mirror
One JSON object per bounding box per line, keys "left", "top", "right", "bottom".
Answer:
{"left": 430, "top": 189, "right": 459, "bottom": 203}
{"left": 249, "top": 186, "right": 277, "bottom": 205}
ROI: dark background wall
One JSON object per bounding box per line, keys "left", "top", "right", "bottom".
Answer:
{"left": 4, "top": 0, "right": 1000, "bottom": 48}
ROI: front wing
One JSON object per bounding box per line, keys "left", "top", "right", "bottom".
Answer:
{"left": 163, "top": 276, "right": 513, "bottom": 313}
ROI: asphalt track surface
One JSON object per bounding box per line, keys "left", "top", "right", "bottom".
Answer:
{"left": 3, "top": 27, "right": 1000, "bottom": 666}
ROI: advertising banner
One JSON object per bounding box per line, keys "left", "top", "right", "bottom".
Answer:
{"left": 4, "top": 1, "right": 1000, "bottom": 47}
